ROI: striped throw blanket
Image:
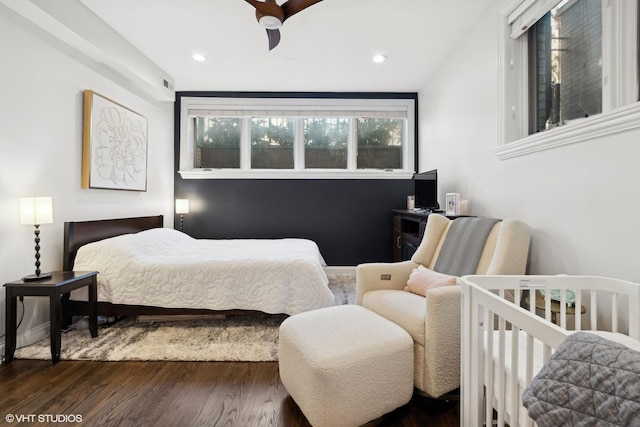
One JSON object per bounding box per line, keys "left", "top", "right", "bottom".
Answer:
{"left": 433, "top": 217, "right": 500, "bottom": 276}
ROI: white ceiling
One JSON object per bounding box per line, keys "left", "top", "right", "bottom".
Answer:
{"left": 76, "top": 0, "right": 494, "bottom": 93}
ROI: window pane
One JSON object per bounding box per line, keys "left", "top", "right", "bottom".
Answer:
{"left": 194, "top": 117, "right": 241, "bottom": 168}
{"left": 251, "top": 117, "right": 294, "bottom": 169}
{"left": 529, "top": 0, "right": 602, "bottom": 133}
{"left": 304, "top": 118, "right": 349, "bottom": 169}
{"left": 356, "top": 118, "right": 404, "bottom": 169}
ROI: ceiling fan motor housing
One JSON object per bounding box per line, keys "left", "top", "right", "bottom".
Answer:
{"left": 259, "top": 15, "right": 282, "bottom": 29}
{"left": 245, "top": 0, "right": 324, "bottom": 50}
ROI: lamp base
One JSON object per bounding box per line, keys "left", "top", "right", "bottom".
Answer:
{"left": 22, "top": 272, "right": 52, "bottom": 282}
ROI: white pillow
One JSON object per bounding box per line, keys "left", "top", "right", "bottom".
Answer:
{"left": 404, "top": 265, "right": 457, "bottom": 297}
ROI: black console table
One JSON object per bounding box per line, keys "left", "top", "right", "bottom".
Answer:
{"left": 392, "top": 210, "right": 467, "bottom": 261}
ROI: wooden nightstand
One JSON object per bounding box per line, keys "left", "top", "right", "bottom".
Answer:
{"left": 3, "top": 271, "right": 98, "bottom": 364}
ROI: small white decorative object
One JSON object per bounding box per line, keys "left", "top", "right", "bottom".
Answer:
{"left": 445, "top": 193, "right": 460, "bottom": 215}
{"left": 407, "top": 195, "right": 415, "bottom": 210}
{"left": 458, "top": 197, "right": 470, "bottom": 215}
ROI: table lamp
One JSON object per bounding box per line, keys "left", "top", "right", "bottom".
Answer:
{"left": 175, "top": 199, "right": 189, "bottom": 232}
{"left": 20, "top": 196, "right": 53, "bottom": 281}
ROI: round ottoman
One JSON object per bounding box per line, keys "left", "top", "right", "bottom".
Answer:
{"left": 278, "top": 305, "right": 414, "bottom": 427}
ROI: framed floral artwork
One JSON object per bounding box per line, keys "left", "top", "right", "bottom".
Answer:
{"left": 81, "top": 90, "right": 148, "bottom": 191}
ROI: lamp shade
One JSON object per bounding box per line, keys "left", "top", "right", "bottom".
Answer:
{"left": 20, "top": 197, "right": 53, "bottom": 225}
{"left": 175, "top": 199, "right": 190, "bottom": 214}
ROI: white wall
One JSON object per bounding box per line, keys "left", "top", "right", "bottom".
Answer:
{"left": 0, "top": 12, "right": 174, "bottom": 352}
{"left": 419, "top": 1, "right": 640, "bottom": 282}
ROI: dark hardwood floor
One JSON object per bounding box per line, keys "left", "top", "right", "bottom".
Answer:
{"left": 0, "top": 360, "right": 459, "bottom": 426}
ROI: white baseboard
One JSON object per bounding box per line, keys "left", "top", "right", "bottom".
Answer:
{"left": 325, "top": 266, "right": 356, "bottom": 275}
{"left": 0, "top": 322, "right": 50, "bottom": 364}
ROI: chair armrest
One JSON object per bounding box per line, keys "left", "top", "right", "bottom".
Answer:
{"left": 425, "top": 285, "right": 461, "bottom": 339}
{"left": 356, "top": 260, "right": 417, "bottom": 305}
{"left": 422, "top": 285, "right": 462, "bottom": 397}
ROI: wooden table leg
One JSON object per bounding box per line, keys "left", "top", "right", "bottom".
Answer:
{"left": 4, "top": 289, "right": 17, "bottom": 363}
{"left": 88, "top": 276, "right": 98, "bottom": 338}
{"left": 50, "top": 292, "right": 62, "bottom": 364}
{"left": 61, "top": 292, "right": 72, "bottom": 330}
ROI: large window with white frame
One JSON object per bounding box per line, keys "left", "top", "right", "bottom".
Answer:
{"left": 497, "top": 0, "right": 640, "bottom": 159}
{"left": 179, "top": 96, "right": 416, "bottom": 179}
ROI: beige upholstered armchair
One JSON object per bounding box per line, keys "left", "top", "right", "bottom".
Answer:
{"left": 356, "top": 214, "right": 531, "bottom": 398}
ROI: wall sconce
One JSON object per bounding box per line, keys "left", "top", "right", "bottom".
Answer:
{"left": 175, "top": 199, "right": 189, "bottom": 232}
{"left": 20, "top": 196, "right": 53, "bottom": 281}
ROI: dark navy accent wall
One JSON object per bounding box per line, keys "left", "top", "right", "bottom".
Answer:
{"left": 174, "top": 92, "right": 417, "bottom": 266}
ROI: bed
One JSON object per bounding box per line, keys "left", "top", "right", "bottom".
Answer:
{"left": 63, "top": 215, "right": 333, "bottom": 319}
{"left": 460, "top": 274, "right": 640, "bottom": 427}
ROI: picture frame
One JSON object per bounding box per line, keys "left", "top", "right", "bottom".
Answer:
{"left": 82, "top": 90, "right": 148, "bottom": 191}
{"left": 445, "top": 193, "right": 460, "bottom": 216}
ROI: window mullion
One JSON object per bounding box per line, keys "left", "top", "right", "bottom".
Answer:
{"left": 182, "top": 116, "right": 195, "bottom": 171}
{"left": 347, "top": 117, "right": 357, "bottom": 171}
{"left": 241, "top": 117, "right": 252, "bottom": 170}
{"left": 603, "top": 0, "right": 639, "bottom": 110}
{"left": 403, "top": 118, "right": 410, "bottom": 172}
{"left": 295, "top": 117, "right": 305, "bottom": 171}
{"left": 602, "top": 0, "right": 616, "bottom": 112}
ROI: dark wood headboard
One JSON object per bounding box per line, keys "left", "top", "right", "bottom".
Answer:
{"left": 63, "top": 215, "right": 164, "bottom": 270}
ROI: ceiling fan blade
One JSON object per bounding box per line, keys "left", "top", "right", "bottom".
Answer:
{"left": 281, "top": 0, "right": 323, "bottom": 21}
{"left": 267, "top": 29, "right": 281, "bottom": 50}
{"left": 244, "top": 0, "right": 285, "bottom": 22}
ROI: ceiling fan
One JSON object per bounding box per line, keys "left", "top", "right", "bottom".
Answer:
{"left": 243, "top": 0, "right": 324, "bottom": 50}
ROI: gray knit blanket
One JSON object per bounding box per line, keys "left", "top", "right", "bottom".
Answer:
{"left": 522, "top": 332, "right": 640, "bottom": 426}
{"left": 433, "top": 217, "right": 500, "bottom": 276}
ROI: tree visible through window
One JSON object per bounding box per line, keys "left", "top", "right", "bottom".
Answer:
{"left": 179, "top": 95, "right": 416, "bottom": 178}
{"left": 356, "top": 118, "right": 403, "bottom": 169}
{"left": 194, "top": 117, "right": 241, "bottom": 169}
{"left": 250, "top": 117, "right": 294, "bottom": 169}
{"left": 304, "top": 118, "right": 348, "bottom": 169}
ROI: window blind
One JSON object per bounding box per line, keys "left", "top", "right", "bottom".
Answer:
{"left": 188, "top": 109, "right": 408, "bottom": 119}
{"left": 508, "top": 0, "right": 562, "bottom": 39}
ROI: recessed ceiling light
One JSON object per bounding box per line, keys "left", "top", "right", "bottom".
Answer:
{"left": 192, "top": 53, "right": 206, "bottom": 62}
{"left": 372, "top": 54, "right": 387, "bottom": 63}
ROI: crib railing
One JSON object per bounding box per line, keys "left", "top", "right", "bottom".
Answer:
{"left": 460, "top": 275, "right": 640, "bottom": 427}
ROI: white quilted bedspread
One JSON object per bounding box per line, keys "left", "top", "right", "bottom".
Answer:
{"left": 70, "top": 228, "right": 333, "bottom": 315}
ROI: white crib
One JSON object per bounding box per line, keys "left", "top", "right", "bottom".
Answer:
{"left": 460, "top": 275, "right": 640, "bottom": 427}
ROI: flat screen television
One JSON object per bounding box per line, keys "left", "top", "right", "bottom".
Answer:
{"left": 413, "top": 169, "right": 438, "bottom": 210}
